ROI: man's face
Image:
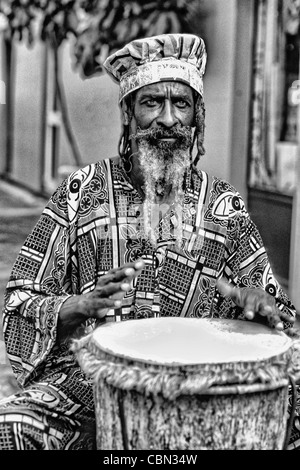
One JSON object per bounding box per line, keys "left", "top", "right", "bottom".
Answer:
{"left": 131, "top": 81, "right": 195, "bottom": 137}
{"left": 129, "top": 81, "right": 195, "bottom": 165}
{"left": 127, "top": 81, "right": 196, "bottom": 240}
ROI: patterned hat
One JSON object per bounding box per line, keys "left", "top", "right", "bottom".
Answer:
{"left": 103, "top": 33, "right": 207, "bottom": 102}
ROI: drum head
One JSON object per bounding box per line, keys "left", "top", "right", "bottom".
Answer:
{"left": 92, "top": 317, "right": 292, "bottom": 366}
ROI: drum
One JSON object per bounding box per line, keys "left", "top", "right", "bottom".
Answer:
{"left": 74, "top": 317, "right": 296, "bottom": 450}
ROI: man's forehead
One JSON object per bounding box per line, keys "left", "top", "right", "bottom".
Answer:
{"left": 135, "top": 81, "right": 194, "bottom": 97}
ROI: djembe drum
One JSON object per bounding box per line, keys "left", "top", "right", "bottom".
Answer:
{"left": 74, "top": 317, "right": 296, "bottom": 450}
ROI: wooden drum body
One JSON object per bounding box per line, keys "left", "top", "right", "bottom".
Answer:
{"left": 75, "top": 317, "right": 295, "bottom": 450}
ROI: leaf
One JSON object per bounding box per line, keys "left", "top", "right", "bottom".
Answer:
{"left": 165, "top": 10, "right": 182, "bottom": 33}
{"left": 0, "top": 0, "right": 204, "bottom": 76}
{"left": 147, "top": 11, "right": 168, "bottom": 36}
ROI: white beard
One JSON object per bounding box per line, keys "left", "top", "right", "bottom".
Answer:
{"left": 136, "top": 138, "right": 192, "bottom": 247}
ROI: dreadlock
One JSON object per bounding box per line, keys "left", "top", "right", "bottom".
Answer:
{"left": 118, "top": 94, "right": 134, "bottom": 159}
{"left": 193, "top": 93, "right": 206, "bottom": 166}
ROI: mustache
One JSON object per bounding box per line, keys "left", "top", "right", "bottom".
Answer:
{"left": 130, "top": 126, "right": 193, "bottom": 145}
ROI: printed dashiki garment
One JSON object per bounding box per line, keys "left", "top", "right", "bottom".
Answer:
{"left": 0, "top": 155, "right": 298, "bottom": 450}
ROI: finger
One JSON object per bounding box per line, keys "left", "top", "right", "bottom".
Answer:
{"left": 243, "top": 303, "right": 283, "bottom": 331}
{"left": 123, "top": 259, "right": 145, "bottom": 281}
{"left": 244, "top": 309, "right": 255, "bottom": 321}
{"left": 275, "top": 321, "right": 284, "bottom": 331}
{"left": 257, "top": 299, "right": 295, "bottom": 329}
{"left": 97, "top": 259, "right": 145, "bottom": 286}
{"left": 98, "top": 281, "right": 131, "bottom": 298}
{"left": 112, "top": 267, "right": 136, "bottom": 282}
{"left": 94, "top": 301, "right": 123, "bottom": 320}
{"left": 216, "top": 279, "right": 244, "bottom": 307}
{"left": 80, "top": 297, "right": 122, "bottom": 317}
{"left": 218, "top": 280, "right": 262, "bottom": 322}
{"left": 97, "top": 270, "right": 132, "bottom": 286}
{"left": 116, "top": 259, "right": 145, "bottom": 275}
{"left": 134, "top": 259, "right": 145, "bottom": 271}
{"left": 126, "top": 260, "right": 145, "bottom": 287}
{"left": 266, "top": 313, "right": 284, "bottom": 331}
{"left": 96, "top": 273, "right": 116, "bottom": 287}
{"left": 244, "top": 297, "right": 284, "bottom": 330}
{"left": 122, "top": 268, "right": 136, "bottom": 286}
{"left": 245, "top": 298, "right": 272, "bottom": 321}
{"left": 254, "top": 301, "right": 284, "bottom": 331}
{"left": 242, "top": 294, "right": 260, "bottom": 320}
{"left": 217, "top": 279, "right": 294, "bottom": 332}
{"left": 216, "top": 279, "right": 235, "bottom": 298}
{"left": 106, "top": 261, "right": 138, "bottom": 275}
{"left": 94, "top": 299, "right": 123, "bottom": 318}
{"left": 270, "top": 312, "right": 295, "bottom": 330}
{"left": 110, "top": 290, "right": 129, "bottom": 300}
{"left": 277, "top": 311, "right": 296, "bottom": 324}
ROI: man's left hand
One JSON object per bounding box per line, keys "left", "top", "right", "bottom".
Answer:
{"left": 216, "top": 278, "right": 295, "bottom": 331}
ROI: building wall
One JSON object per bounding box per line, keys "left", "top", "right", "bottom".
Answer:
{"left": 13, "top": 42, "right": 44, "bottom": 189}
{"left": 230, "top": 0, "right": 255, "bottom": 200}
{"left": 196, "top": 0, "right": 237, "bottom": 182}
{"left": 0, "top": 40, "right": 44, "bottom": 188}
{"left": 58, "top": 43, "right": 122, "bottom": 167}
{"left": 0, "top": 38, "right": 7, "bottom": 174}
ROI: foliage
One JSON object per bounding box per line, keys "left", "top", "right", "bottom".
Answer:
{"left": 0, "top": 0, "right": 202, "bottom": 76}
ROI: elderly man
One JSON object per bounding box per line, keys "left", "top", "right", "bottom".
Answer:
{"left": 0, "top": 33, "right": 298, "bottom": 450}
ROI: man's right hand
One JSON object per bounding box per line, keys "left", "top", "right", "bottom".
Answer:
{"left": 57, "top": 259, "right": 145, "bottom": 342}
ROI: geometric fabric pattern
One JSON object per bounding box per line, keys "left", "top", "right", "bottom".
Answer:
{"left": 0, "top": 155, "right": 297, "bottom": 449}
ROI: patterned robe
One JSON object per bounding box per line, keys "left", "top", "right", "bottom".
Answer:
{"left": 0, "top": 156, "right": 298, "bottom": 450}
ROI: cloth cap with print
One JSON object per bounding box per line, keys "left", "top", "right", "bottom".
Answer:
{"left": 103, "top": 33, "right": 207, "bottom": 105}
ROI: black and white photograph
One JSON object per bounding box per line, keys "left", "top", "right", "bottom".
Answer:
{"left": 0, "top": 0, "right": 300, "bottom": 453}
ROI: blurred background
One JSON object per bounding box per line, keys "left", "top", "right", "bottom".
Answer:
{"left": 0, "top": 0, "right": 300, "bottom": 391}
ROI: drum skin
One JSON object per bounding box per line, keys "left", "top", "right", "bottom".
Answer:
{"left": 74, "top": 317, "right": 295, "bottom": 450}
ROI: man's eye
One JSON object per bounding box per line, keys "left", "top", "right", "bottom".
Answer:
{"left": 144, "top": 99, "right": 159, "bottom": 107}
{"left": 175, "top": 100, "right": 189, "bottom": 108}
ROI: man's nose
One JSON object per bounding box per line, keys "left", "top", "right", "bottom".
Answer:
{"left": 156, "top": 101, "right": 178, "bottom": 128}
